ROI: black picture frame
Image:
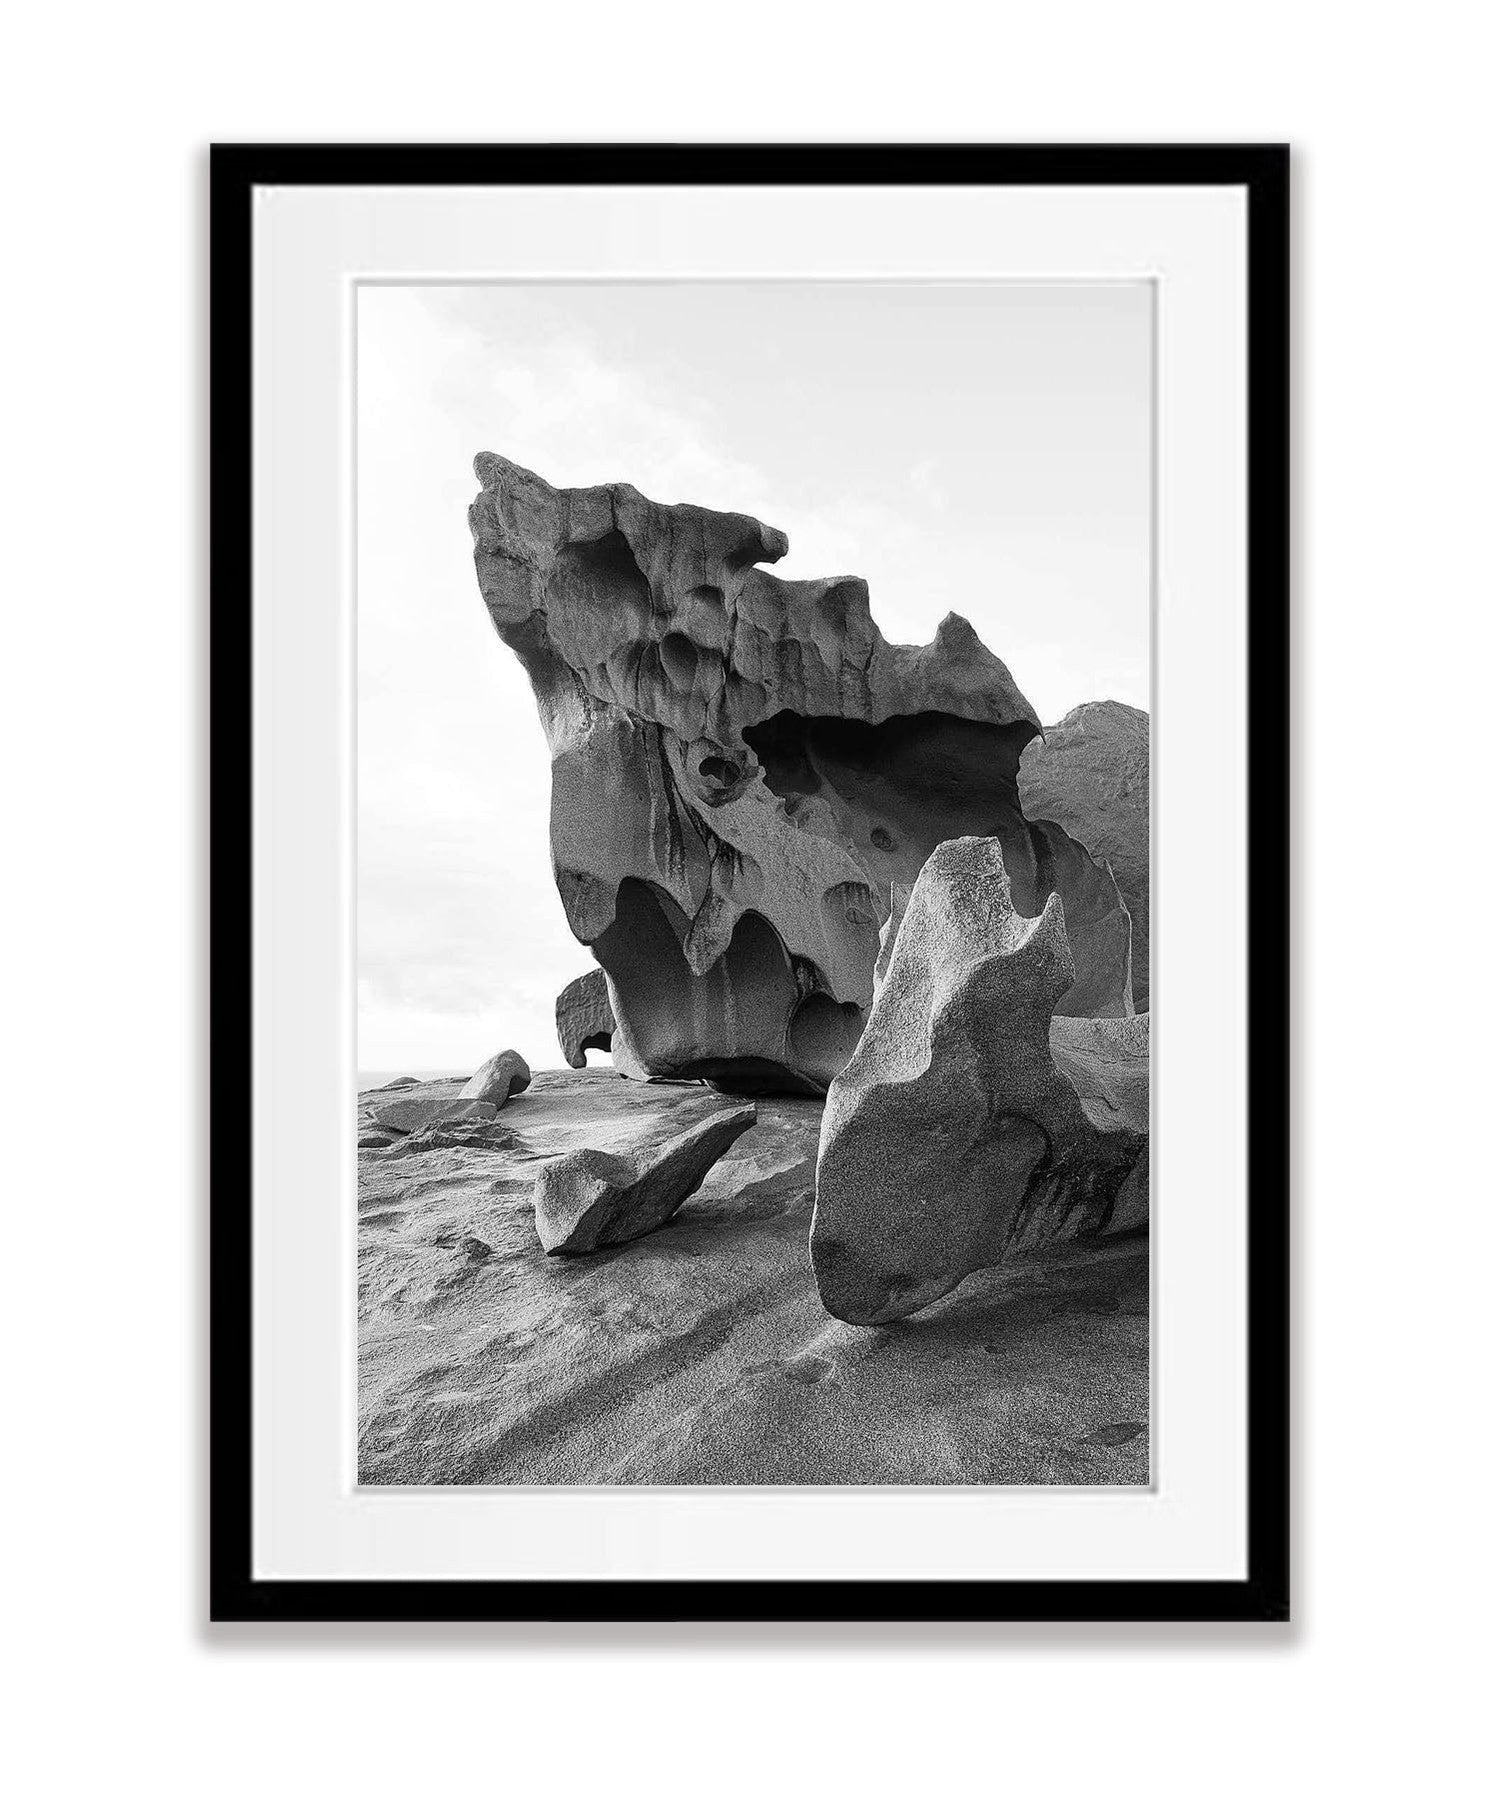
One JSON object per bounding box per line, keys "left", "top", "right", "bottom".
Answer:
{"left": 210, "top": 143, "right": 1289, "bottom": 1625}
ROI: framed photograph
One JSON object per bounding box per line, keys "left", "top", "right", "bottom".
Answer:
{"left": 211, "top": 143, "right": 1288, "bottom": 1622}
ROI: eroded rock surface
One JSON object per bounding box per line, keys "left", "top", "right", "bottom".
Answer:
{"left": 470, "top": 454, "right": 1137, "bottom": 1090}
{"left": 533, "top": 1103, "right": 757, "bottom": 1253}
{"left": 811, "top": 837, "right": 1145, "bottom": 1325}
{"left": 1020, "top": 700, "right": 1150, "bottom": 1009}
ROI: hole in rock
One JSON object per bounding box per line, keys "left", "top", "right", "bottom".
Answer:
{"left": 743, "top": 708, "right": 1041, "bottom": 895}
{"left": 742, "top": 709, "right": 1134, "bottom": 1018}
{"left": 698, "top": 755, "right": 740, "bottom": 787}
{"left": 786, "top": 991, "right": 866, "bottom": 1077}
{"left": 548, "top": 530, "right": 653, "bottom": 665}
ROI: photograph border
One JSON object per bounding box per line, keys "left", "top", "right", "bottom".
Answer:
{"left": 210, "top": 142, "right": 1289, "bottom": 1624}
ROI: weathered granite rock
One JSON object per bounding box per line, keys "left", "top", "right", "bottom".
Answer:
{"left": 470, "top": 453, "right": 1138, "bottom": 1091}
{"left": 555, "top": 968, "right": 615, "bottom": 1069}
{"left": 811, "top": 837, "right": 1145, "bottom": 1325}
{"left": 1050, "top": 1012, "right": 1150, "bottom": 1134}
{"left": 533, "top": 1103, "right": 758, "bottom": 1254}
{"left": 459, "top": 1048, "right": 531, "bottom": 1107}
{"left": 1020, "top": 700, "right": 1150, "bottom": 1010}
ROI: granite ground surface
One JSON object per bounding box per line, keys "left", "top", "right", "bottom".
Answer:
{"left": 358, "top": 1069, "right": 1149, "bottom": 1485}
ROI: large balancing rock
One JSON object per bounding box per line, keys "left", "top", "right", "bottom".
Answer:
{"left": 810, "top": 837, "right": 1144, "bottom": 1325}
{"left": 470, "top": 452, "right": 1131, "bottom": 1093}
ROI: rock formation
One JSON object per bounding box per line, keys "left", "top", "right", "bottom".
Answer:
{"left": 533, "top": 1102, "right": 758, "bottom": 1253}
{"left": 811, "top": 837, "right": 1146, "bottom": 1325}
{"left": 458, "top": 1048, "right": 532, "bottom": 1107}
{"left": 367, "top": 1049, "right": 530, "bottom": 1137}
{"left": 555, "top": 968, "right": 615, "bottom": 1068}
{"left": 1019, "top": 700, "right": 1150, "bottom": 1010}
{"left": 471, "top": 454, "right": 1138, "bottom": 1091}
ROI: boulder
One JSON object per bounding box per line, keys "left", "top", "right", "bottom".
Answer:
{"left": 470, "top": 453, "right": 1140, "bottom": 1091}
{"left": 459, "top": 1048, "right": 531, "bottom": 1108}
{"left": 533, "top": 1103, "right": 758, "bottom": 1254}
{"left": 810, "top": 837, "right": 1145, "bottom": 1325}
{"left": 368, "top": 1051, "right": 528, "bottom": 1138}
{"left": 1020, "top": 700, "right": 1150, "bottom": 1009}
{"left": 555, "top": 968, "right": 615, "bottom": 1069}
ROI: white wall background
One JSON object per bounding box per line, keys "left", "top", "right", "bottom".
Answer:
{"left": 5, "top": 5, "right": 1496, "bottom": 1798}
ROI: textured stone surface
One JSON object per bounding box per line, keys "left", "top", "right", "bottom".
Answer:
{"left": 369, "top": 1090, "right": 478, "bottom": 1135}
{"left": 1102, "top": 1143, "right": 1150, "bottom": 1237}
{"left": 555, "top": 968, "right": 615, "bottom": 1069}
{"left": 533, "top": 1103, "right": 757, "bottom": 1254}
{"left": 1020, "top": 700, "right": 1150, "bottom": 1010}
{"left": 1051, "top": 1012, "right": 1150, "bottom": 1133}
{"left": 811, "top": 837, "right": 1145, "bottom": 1325}
{"left": 471, "top": 454, "right": 1138, "bottom": 1090}
{"left": 357, "top": 1070, "right": 1148, "bottom": 1485}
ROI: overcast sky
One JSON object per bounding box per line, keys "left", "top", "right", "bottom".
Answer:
{"left": 357, "top": 281, "right": 1151, "bottom": 1074}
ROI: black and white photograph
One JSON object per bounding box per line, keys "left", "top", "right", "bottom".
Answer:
{"left": 355, "top": 280, "right": 1154, "bottom": 1488}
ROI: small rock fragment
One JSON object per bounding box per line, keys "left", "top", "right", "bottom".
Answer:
{"left": 1081, "top": 1420, "right": 1146, "bottom": 1448}
{"left": 533, "top": 1104, "right": 757, "bottom": 1254}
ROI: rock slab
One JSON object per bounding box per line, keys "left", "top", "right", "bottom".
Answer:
{"left": 811, "top": 836, "right": 1144, "bottom": 1325}
{"left": 533, "top": 1103, "right": 758, "bottom": 1254}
